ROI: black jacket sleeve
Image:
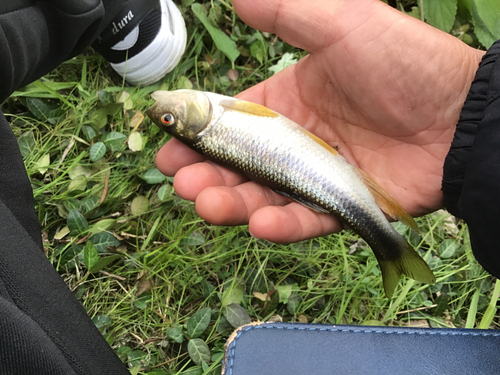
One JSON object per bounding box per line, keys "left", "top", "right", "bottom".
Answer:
{"left": 442, "top": 40, "right": 500, "bottom": 278}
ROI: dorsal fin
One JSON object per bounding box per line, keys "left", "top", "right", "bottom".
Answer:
{"left": 220, "top": 99, "right": 279, "bottom": 118}
{"left": 297, "top": 127, "right": 339, "bottom": 156}
{"left": 357, "top": 168, "right": 419, "bottom": 233}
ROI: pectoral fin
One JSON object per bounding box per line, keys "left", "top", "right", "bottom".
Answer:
{"left": 220, "top": 99, "right": 279, "bottom": 118}
{"left": 357, "top": 168, "right": 419, "bottom": 233}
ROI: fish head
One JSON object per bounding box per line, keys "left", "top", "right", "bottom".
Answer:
{"left": 147, "top": 90, "right": 212, "bottom": 145}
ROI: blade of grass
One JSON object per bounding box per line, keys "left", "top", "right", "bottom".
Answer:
{"left": 479, "top": 279, "right": 500, "bottom": 329}
{"left": 466, "top": 286, "right": 481, "bottom": 328}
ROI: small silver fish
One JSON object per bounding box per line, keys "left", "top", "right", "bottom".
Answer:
{"left": 147, "top": 89, "right": 435, "bottom": 297}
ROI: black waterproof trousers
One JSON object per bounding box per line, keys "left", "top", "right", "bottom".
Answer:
{"left": 0, "top": 2, "right": 130, "bottom": 374}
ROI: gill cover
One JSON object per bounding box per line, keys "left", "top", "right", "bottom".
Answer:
{"left": 148, "top": 90, "right": 212, "bottom": 145}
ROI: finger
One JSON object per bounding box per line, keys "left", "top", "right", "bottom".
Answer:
{"left": 248, "top": 204, "right": 344, "bottom": 243}
{"left": 195, "top": 182, "right": 291, "bottom": 226}
{"left": 173, "top": 162, "right": 248, "bottom": 202}
{"left": 156, "top": 138, "right": 204, "bottom": 176}
{"left": 232, "top": 0, "right": 377, "bottom": 53}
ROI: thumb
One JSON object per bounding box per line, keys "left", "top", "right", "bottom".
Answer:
{"left": 232, "top": 0, "right": 384, "bottom": 53}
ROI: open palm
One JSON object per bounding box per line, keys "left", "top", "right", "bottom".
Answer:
{"left": 156, "top": 0, "right": 484, "bottom": 243}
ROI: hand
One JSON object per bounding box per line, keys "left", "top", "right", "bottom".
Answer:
{"left": 156, "top": 0, "right": 484, "bottom": 243}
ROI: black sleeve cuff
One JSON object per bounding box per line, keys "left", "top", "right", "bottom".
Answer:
{"left": 442, "top": 39, "right": 500, "bottom": 277}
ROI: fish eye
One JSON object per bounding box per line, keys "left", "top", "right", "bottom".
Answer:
{"left": 161, "top": 113, "right": 175, "bottom": 126}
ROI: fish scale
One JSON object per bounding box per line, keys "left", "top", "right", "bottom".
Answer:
{"left": 195, "top": 108, "right": 387, "bottom": 248}
{"left": 147, "top": 89, "right": 435, "bottom": 297}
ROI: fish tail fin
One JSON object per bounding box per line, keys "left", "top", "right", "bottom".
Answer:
{"left": 378, "top": 238, "right": 435, "bottom": 298}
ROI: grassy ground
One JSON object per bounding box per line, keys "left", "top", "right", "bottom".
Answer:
{"left": 2, "top": 1, "right": 499, "bottom": 374}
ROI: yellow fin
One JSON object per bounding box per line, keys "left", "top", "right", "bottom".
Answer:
{"left": 298, "top": 127, "right": 339, "bottom": 156}
{"left": 357, "top": 168, "right": 419, "bottom": 233}
{"left": 220, "top": 99, "right": 279, "bottom": 118}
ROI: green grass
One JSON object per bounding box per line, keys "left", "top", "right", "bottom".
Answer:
{"left": 2, "top": 1, "right": 498, "bottom": 374}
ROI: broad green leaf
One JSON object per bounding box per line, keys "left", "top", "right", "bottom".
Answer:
{"left": 89, "top": 232, "right": 120, "bottom": 253}
{"left": 187, "top": 338, "right": 211, "bottom": 365}
{"left": 439, "top": 239, "right": 459, "bottom": 258}
{"left": 192, "top": 3, "right": 239, "bottom": 62}
{"left": 180, "top": 231, "right": 206, "bottom": 247}
{"left": 166, "top": 327, "right": 184, "bottom": 343}
{"left": 260, "top": 289, "right": 280, "bottom": 317}
{"left": 222, "top": 303, "right": 251, "bottom": 328}
{"left": 83, "top": 242, "right": 99, "bottom": 270}
{"left": 90, "top": 142, "right": 106, "bottom": 161}
{"left": 89, "top": 254, "right": 121, "bottom": 273}
{"left": 55, "top": 244, "right": 83, "bottom": 268}
{"left": 80, "top": 195, "right": 100, "bottom": 213}
{"left": 268, "top": 52, "right": 298, "bottom": 75}
{"left": 131, "top": 195, "right": 149, "bottom": 216}
{"left": 92, "top": 314, "right": 112, "bottom": 331}
{"left": 471, "top": 0, "right": 499, "bottom": 48}
{"left": 18, "top": 131, "right": 36, "bottom": 157}
{"left": 406, "top": 6, "right": 421, "bottom": 19}
{"left": 141, "top": 168, "right": 166, "bottom": 184}
{"left": 82, "top": 125, "right": 97, "bottom": 141}
{"left": 222, "top": 277, "right": 245, "bottom": 306}
{"left": 89, "top": 219, "right": 116, "bottom": 236}
{"left": 35, "top": 153, "right": 50, "bottom": 174}
{"left": 202, "top": 280, "right": 215, "bottom": 299}
{"left": 103, "top": 131, "right": 127, "bottom": 152}
{"left": 216, "top": 316, "right": 233, "bottom": 333}
{"left": 187, "top": 307, "right": 212, "bottom": 338}
{"left": 473, "top": 0, "right": 500, "bottom": 38}
{"left": 116, "top": 90, "right": 133, "bottom": 110}
{"left": 116, "top": 346, "right": 132, "bottom": 362}
{"left": 250, "top": 41, "right": 267, "bottom": 64}
{"left": 177, "top": 75, "right": 193, "bottom": 90}
{"left": 127, "top": 349, "right": 150, "bottom": 369}
{"left": 47, "top": 107, "right": 65, "bottom": 125}
{"left": 422, "top": 0, "right": 457, "bottom": 32}
{"left": 98, "top": 90, "right": 114, "bottom": 104}
{"left": 157, "top": 185, "right": 173, "bottom": 201}
{"left": 276, "top": 284, "right": 293, "bottom": 304}
{"left": 134, "top": 292, "right": 151, "bottom": 309}
{"left": 68, "top": 175, "right": 87, "bottom": 192}
{"left": 69, "top": 165, "right": 92, "bottom": 180}
{"left": 67, "top": 209, "right": 89, "bottom": 234}
{"left": 26, "top": 97, "right": 54, "bottom": 120}
{"left": 127, "top": 131, "right": 143, "bottom": 152}
{"left": 90, "top": 108, "right": 108, "bottom": 129}
{"left": 287, "top": 293, "right": 302, "bottom": 314}
{"left": 64, "top": 199, "right": 80, "bottom": 210}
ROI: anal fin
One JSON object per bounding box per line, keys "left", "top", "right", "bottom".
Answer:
{"left": 357, "top": 168, "right": 420, "bottom": 233}
{"left": 274, "top": 190, "right": 330, "bottom": 214}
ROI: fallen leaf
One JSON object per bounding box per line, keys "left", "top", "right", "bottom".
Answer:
{"left": 129, "top": 111, "right": 144, "bottom": 130}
